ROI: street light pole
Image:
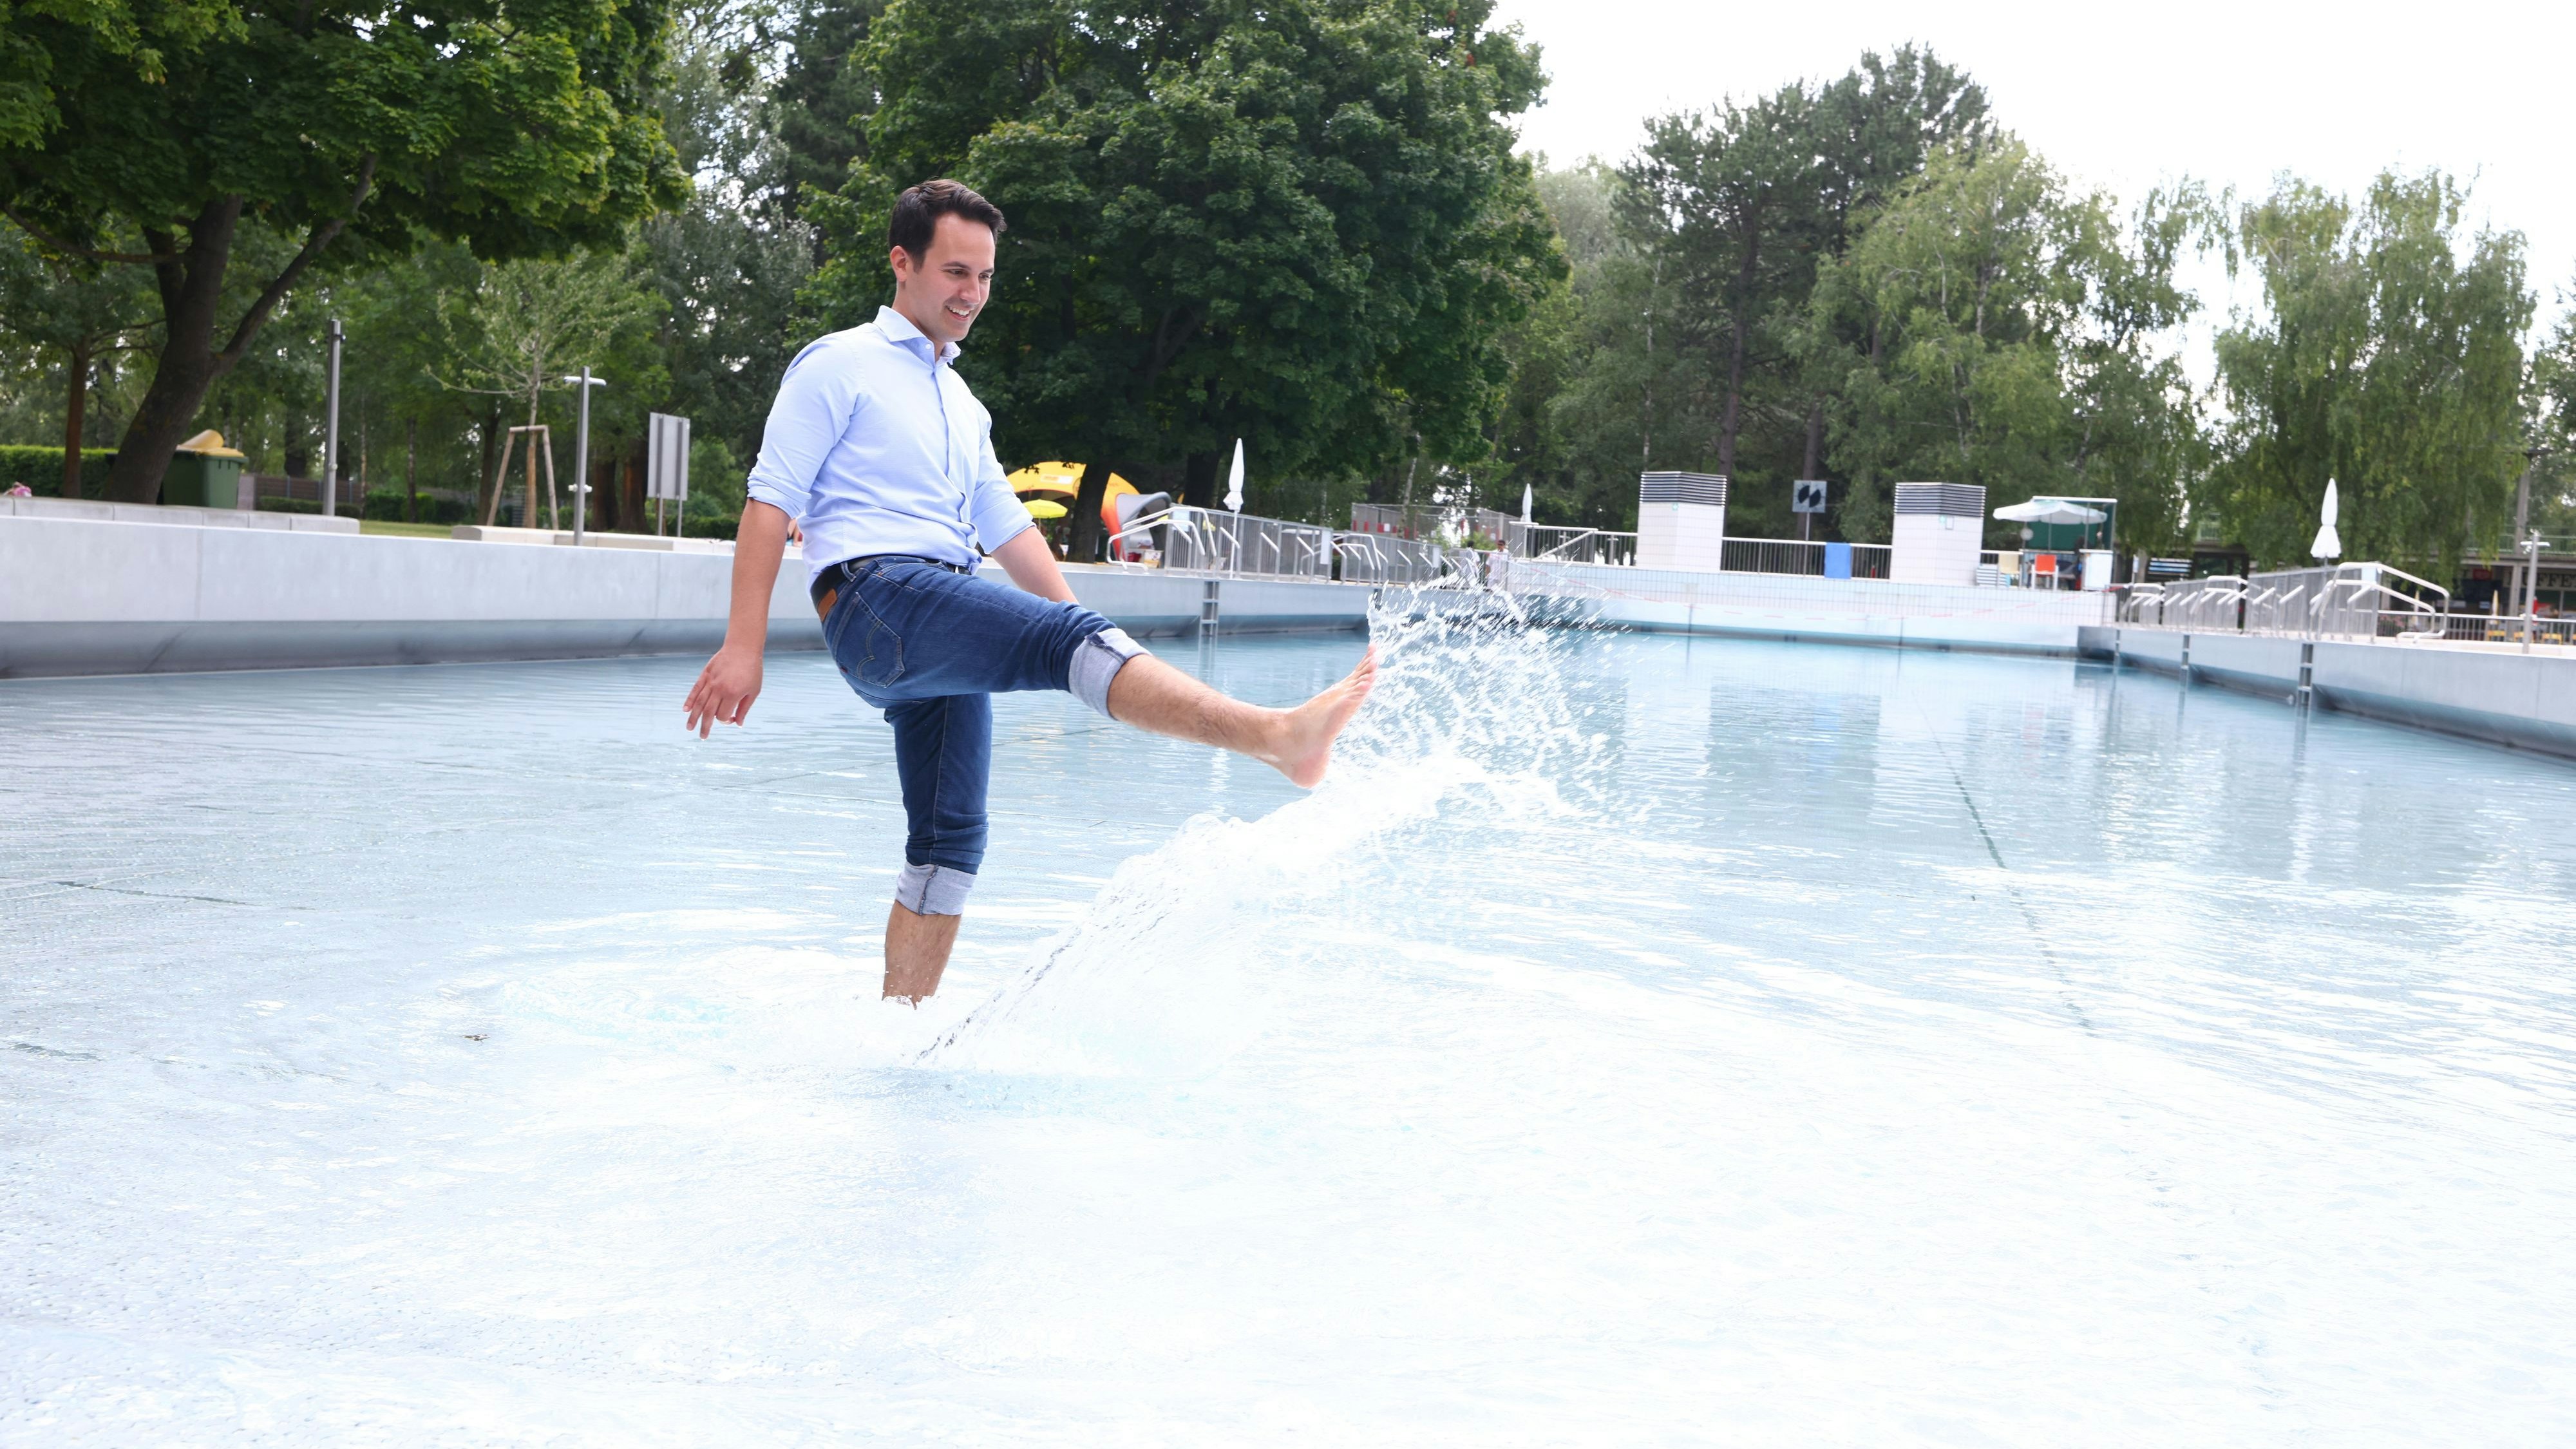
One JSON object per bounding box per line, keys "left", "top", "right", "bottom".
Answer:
{"left": 560, "top": 369, "right": 608, "bottom": 544}
{"left": 321, "top": 318, "right": 343, "bottom": 518}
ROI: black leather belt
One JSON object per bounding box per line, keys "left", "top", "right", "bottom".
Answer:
{"left": 811, "top": 553, "right": 976, "bottom": 609}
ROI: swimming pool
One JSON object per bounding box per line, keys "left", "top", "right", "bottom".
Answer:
{"left": 5, "top": 611, "right": 2573, "bottom": 1444}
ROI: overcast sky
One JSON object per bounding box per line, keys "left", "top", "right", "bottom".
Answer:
{"left": 1493, "top": 0, "right": 2576, "bottom": 334}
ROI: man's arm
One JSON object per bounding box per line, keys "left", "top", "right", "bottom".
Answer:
{"left": 683, "top": 500, "right": 793, "bottom": 737}
{"left": 990, "top": 525, "right": 1078, "bottom": 604}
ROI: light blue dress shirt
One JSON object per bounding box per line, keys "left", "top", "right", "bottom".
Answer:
{"left": 745, "top": 306, "right": 1035, "bottom": 581}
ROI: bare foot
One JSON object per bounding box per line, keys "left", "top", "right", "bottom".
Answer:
{"left": 1260, "top": 648, "right": 1377, "bottom": 788}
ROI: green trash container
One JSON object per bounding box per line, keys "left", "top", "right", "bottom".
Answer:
{"left": 161, "top": 430, "right": 248, "bottom": 508}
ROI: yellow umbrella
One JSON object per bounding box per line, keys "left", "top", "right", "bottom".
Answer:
{"left": 1022, "top": 498, "right": 1068, "bottom": 520}
{"left": 1006, "top": 460, "right": 1084, "bottom": 497}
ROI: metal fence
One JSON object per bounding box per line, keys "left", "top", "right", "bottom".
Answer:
{"left": 1107, "top": 506, "right": 1336, "bottom": 579}
{"left": 2416, "top": 612, "right": 2576, "bottom": 647}
{"left": 1717, "top": 536, "right": 1895, "bottom": 579}
{"left": 2121, "top": 562, "right": 2452, "bottom": 638}
{"left": 1512, "top": 524, "right": 1638, "bottom": 564}
{"left": 1348, "top": 502, "right": 1517, "bottom": 549}
{"left": 1333, "top": 531, "right": 1452, "bottom": 585}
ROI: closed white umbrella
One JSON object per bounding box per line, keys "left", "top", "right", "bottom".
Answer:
{"left": 1225, "top": 438, "right": 1245, "bottom": 513}
{"left": 1521, "top": 483, "right": 1533, "bottom": 524}
{"left": 2311, "top": 478, "right": 2341, "bottom": 560}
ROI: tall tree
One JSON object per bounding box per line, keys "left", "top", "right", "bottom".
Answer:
{"left": 2204, "top": 171, "right": 2531, "bottom": 571}
{"left": 0, "top": 0, "right": 687, "bottom": 503}
{"left": 2528, "top": 289, "right": 2576, "bottom": 545}
{"left": 644, "top": 12, "right": 817, "bottom": 467}
{"left": 1538, "top": 47, "right": 1987, "bottom": 538}
{"left": 0, "top": 225, "right": 156, "bottom": 493}
{"left": 1813, "top": 137, "right": 2201, "bottom": 549}
{"left": 440, "top": 249, "right": 663, "bottom": 526}
{"left": 800, "top": 0, "right": 1560, "bottom": 558}
{"left": 1624, "top": 83, "right": 1821, "bottom": 484}
{"left": 762, "top": 0, "right": 887, "bottom": 227}
{"left": 1797, "top": 46, "right": 1989, "bottom": 535}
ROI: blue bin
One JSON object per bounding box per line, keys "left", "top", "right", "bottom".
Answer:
{"left": 1823, "top": 542, "right": 1853, "bottom": 580}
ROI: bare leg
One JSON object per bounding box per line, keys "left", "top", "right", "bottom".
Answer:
{"left": 1104, "top": 647, "right": 1376, "bottom": 788}
{"left": 885, "top": 901, "right": 961, "bottom": 1003}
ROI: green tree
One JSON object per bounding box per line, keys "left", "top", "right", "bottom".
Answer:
{"left": 1534, "top": 47, "right": 1986, "bottom": 539}
{"left": 2528, "top": 292, "right": 2576, "bottom": 545}
{"left": 2204, "top": 171, "right": 2532, "bottom": 571}
{"left": 761, "top": 0, "right": 887, "bottom": 227}
{"left": 641, "top": 14, "right": 815, "bottom": 469}
{"left": 0, "top": 225, "right": 156, "bottom": 493}
{"left": 0, "top": 0, "right": 686, "bottom": 504}
{"left": 1812, "top": 137, "right": 2200, "bottom": 550}
{"left": 440, "top": 249, "right": 663, "bottom": 526}
{"left": 800, "top": 0, "right": 1560, "bottom": 558}
{"left": 1624, "top": 84, "right": 1820, "bottom": 487}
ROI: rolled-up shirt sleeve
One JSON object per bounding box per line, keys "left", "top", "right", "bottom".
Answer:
{"left": 745, "top": 339, "right": 864, "bottom": 522}
{"left": 967, "top": 432, "right": 1036, "bottom": 554}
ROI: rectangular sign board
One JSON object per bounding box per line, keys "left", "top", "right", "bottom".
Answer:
{"left": 647, "top": 413, "right": 692, "bottom": 502}
{"left": 1792, "top": 479, "right": 1828, "bottom": 514}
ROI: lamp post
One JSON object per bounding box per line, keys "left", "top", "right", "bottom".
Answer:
{"left": 321, "top": 319, "right": 343, "bottom": 518}
{"left": 560, "top": 370, "right": 607, "bottom": 544}
{"left": 2515, "top": 529, "right": 2544, "bottom": 652}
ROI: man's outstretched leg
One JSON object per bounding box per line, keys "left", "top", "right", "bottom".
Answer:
{"left": 1099, "top": 647, "right": 1377, "bottom": 788}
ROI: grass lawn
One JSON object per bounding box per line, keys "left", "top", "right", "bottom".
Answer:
{"left": 357, "top": 519, "right": 459, "bottom": 539}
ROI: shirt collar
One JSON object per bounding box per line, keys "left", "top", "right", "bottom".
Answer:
{"left": 876, "top": 305, "right": 958, "bottom": 366}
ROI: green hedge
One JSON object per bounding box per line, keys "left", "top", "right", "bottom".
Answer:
{"left": 363, "top": 488, "right": 476, "bottom": 525}
{"left": 0, "top": 446, "right": 116, "bottom": 498}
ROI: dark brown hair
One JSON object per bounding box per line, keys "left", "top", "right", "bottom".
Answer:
{"left": 889, "top": 179, "right": 1006, "bottom": 260}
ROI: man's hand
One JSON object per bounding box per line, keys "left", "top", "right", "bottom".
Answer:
{"left": 684, "top": 644, "right": 764, "bottom": 737}
{"left": 687, "top": 500, "right": 795, "bottom": 739}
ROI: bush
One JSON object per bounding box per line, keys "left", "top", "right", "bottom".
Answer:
{"left": 0, "top": 446, "right": 117, "bottom": 498}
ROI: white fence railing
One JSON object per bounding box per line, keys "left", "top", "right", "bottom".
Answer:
{"left": 2120, "top": 563, "right": 2451, "bottom": 639}
{"left": 1718, "top": 536, "right": 1894, "bottom": 580}
{"left": 1333, "top": 531, "right": 1451, "bottom": 585}
{"left": 1106, "top": 506, "right": 1334, "bottom": 580}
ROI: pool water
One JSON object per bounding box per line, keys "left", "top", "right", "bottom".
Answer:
{"left": 5, "top": 610, "right": 2573, "bottom": 1445}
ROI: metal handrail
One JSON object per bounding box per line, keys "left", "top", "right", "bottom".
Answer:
{"left": 1101, "top": 507, "right": 1177, "bottom": 566}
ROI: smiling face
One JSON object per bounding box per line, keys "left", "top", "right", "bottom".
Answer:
{"left": 889, "top": 213, "right": 997, "bottom": 355}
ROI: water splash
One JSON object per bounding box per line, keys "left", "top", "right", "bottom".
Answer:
{"left": 916, "top": 587, "right": 1611, "bottom": 1074}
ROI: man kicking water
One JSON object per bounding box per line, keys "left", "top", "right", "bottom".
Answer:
{"left": 683, "top": 179, "right": 1375, "bottom": 1004}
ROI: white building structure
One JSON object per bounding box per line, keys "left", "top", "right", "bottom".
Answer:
{"left": 1889, "top": 482, "right": 1986, "bottom": 586}
{"left": 1635, "top": 471, "right": 1728, "bottom": 571}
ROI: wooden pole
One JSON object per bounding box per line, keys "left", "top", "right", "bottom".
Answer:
{"left": 480, "top": 428, "right": 518, "bottom": 527}
{"left": 540, "top": 425, "right": 560, "bottom": 532}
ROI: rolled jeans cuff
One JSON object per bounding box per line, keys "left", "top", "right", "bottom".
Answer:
{"left": 895, "top": 861, "right": 976, "bottom": 916}
{"left": 1070, "top": 627, "right": 1145, "bottom": 717}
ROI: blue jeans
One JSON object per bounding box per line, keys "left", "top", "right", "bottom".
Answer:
{"left": 817, "top": 558, "right": 1138, "bottom": 905}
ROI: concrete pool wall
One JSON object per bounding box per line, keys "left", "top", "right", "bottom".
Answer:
{"left": 12, "top": 506, "right": 2573, "bottom": 766}
{"left": 1510, "top": 560, "right": 2111, "bottom": 656}
{"left": 2101, "top": 625, "right": 2576, "bottom": 761}
{"left": 0, "top": 508, "right": 1369, "bottom": 677}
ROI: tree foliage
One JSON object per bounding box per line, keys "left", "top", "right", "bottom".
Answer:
{"left": 1528, "top": 47, "right": 1992, "bottom": 540}
{"left": 0, "top": 0, "right": 687, "bottom": 500}
{"left": 799, "top": 0, "right": 1560, "bottom": 550}
{"left": 2204, "top": 171, "right": 2532, "bottom": 571}
{"left": 1812, "top": 138, "right": 2201, "bottom": 547}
